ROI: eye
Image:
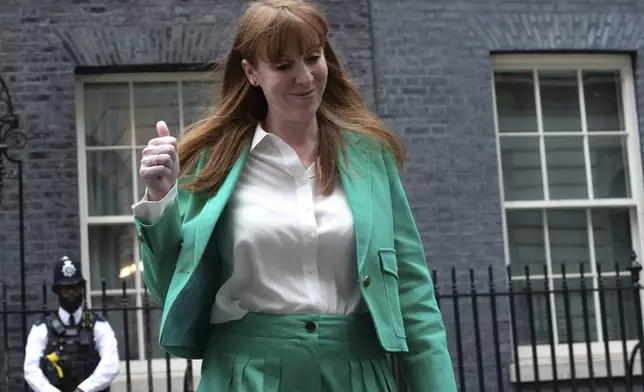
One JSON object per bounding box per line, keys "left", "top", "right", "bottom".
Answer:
{"left": 274, "top": 63, "right": 291, "bottom": 71}
{"left": 307, "top": 54, "right": 321, "bottom": 63}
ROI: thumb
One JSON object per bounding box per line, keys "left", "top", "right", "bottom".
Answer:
{"left": 156, "top": 121, "right": 170, "bottom": 138}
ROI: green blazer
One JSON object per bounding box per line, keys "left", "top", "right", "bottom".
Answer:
{"left": 134, "top": 133, "right": 457, "bottom": 391}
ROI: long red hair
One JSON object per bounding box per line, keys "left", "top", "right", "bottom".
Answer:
{"left": 178, "top": 0, "right": 405, "bottom": 196}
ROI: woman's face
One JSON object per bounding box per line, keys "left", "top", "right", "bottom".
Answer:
{"left": 242, "top": 45, "right": 328, "bottom": 124}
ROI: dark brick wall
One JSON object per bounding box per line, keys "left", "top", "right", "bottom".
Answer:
{"left": 0, "top": 1, "right": 373, "bottom": 389}
{"left": 368, "top": 0, "right": 644, "bottom": 391}
{"left": 2, "top": 0, "right": 644, "bottom": 391}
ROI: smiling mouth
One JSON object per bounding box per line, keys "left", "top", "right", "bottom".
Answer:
{"left": 292, "top": 90, "right": 315, "bottom": 97}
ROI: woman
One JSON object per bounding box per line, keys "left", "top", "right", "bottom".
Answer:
{"left": 133, "top": 0, "right": 456, "bottom": 390}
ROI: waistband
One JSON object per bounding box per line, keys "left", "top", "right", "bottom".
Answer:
{"left": 209, "top": 313, "right": 385, "bottom": 359}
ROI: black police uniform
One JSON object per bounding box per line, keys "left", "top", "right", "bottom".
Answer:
{"left": 28, "top": 256, "right": 115, "bottom": 392}
{"left": 38, "top": 311, "right": 108, "bottom": 392}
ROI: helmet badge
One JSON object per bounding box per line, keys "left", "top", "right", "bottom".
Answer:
{"left": 61, "top": 257, "right": 76, "bottom": 278}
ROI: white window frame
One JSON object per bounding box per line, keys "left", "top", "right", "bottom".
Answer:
{"left": 75, "top": 72, "right": 217, "bottom": 383}
{"left": 491, "top": 54, "right": 644, "bottom": 381}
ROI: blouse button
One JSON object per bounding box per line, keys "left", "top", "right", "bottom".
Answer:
{"left": 305, "top": 321, "right": 316, "bottom": 333}
{"left": 363, "top": 276, "right": 371, "bottom": 287}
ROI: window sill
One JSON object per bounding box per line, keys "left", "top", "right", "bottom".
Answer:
{"left": 111, "top": 358, "right": 202, "bottom": 384}
{"left": 512, "top": 348, "right": 641, "bottom": 382}
{"left": 111, "top": 351, "right": 643, "bottom": 385}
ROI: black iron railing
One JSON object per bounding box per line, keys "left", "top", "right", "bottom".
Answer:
{"left": 0, "top": 73, "right": 29, "bottom": 371}
{"left": 1, "top": 261, "right": 643, "bottom": 392}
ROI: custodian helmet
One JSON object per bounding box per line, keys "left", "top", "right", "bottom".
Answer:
{"left": 52, "top": 256, "right": 86, "bottom": 289}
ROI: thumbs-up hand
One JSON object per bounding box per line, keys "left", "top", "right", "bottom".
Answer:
{"left": 139, "top": 121, "right": 180, "bottom": 202}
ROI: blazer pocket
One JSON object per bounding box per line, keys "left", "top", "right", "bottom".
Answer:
{"left": 378, "top": 248, "right": 406, "bottom": 338}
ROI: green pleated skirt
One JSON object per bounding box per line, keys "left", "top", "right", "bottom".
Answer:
{"left": 198, "top": 313, "right": 398, "bottom": 392}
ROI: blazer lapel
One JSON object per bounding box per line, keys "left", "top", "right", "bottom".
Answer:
{"left": 338, "top": 133, "right": 372, "bottom": 272}
{"left": 193, "top": 145, "right": 251, "bottom": 265}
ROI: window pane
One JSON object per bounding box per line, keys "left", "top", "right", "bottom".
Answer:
{"left": 583, "top": 71, "right": 625, "bottom": 132}
{"left": 589, "top": 135, "right": 631, "bottom": 198}
{"left": 592, "top": 208, "right": 632, "bottom": 272}
{"left": 91, "top": 294, "right": 140, "bottom": 360}
{"left": 500, "top": 136, "right": 543, "bottom": 200}
{"left": 134, "top": 82, "right": 180, "bottom": 145}
{"left": 87, "top": 150, "right": 133, "bottom": 216}
{"left": 599, "top": 275, "right": 639, "bottom": 341}
{"left": 136, "top": 148, "right": 145, "bottom": 200}
{"left": 509, "top": 278, "right": 551, "bottom": 345}
{"left": 507, "top": 210, "right": 546, "bottom": 277}
{"left": 494, "top": 72, "right": 538, "bottom": 133}
{"left": 545, "top": 136, "right": 587, "bottom": 199}
{"left": 540, "top": 71, "right": 582, "bottom": 133}
{"left": 182, "top": 81, "right": 215, "bottom": 130}
{"left": 84, "top": 83, "right": 131, "bottom": 147}
{"left": 89, "top": 224, "right": 137, "bottom": 290}
{"left": 554, "top": 278, "right": 597, "bottom": 343}
{"left": 548, "top": 210, "right": 590, "bottom": 275}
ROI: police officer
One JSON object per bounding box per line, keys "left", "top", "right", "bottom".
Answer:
{"left": 23, "top": 256, "right": 120, "bottom": 392}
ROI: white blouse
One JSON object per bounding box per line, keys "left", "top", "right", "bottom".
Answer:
{"left": 132, "top": 124, "right": 363, "bottom": 324}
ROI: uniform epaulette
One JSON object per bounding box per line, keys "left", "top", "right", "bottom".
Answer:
{"left": 42, "top": 313, "right": 67, "bottom": 336}
{"left": 34, "top": 313, "right": 51, "bottom": 326}
{"left": 92, "top": 311, "right": 106, "bottom": 322}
